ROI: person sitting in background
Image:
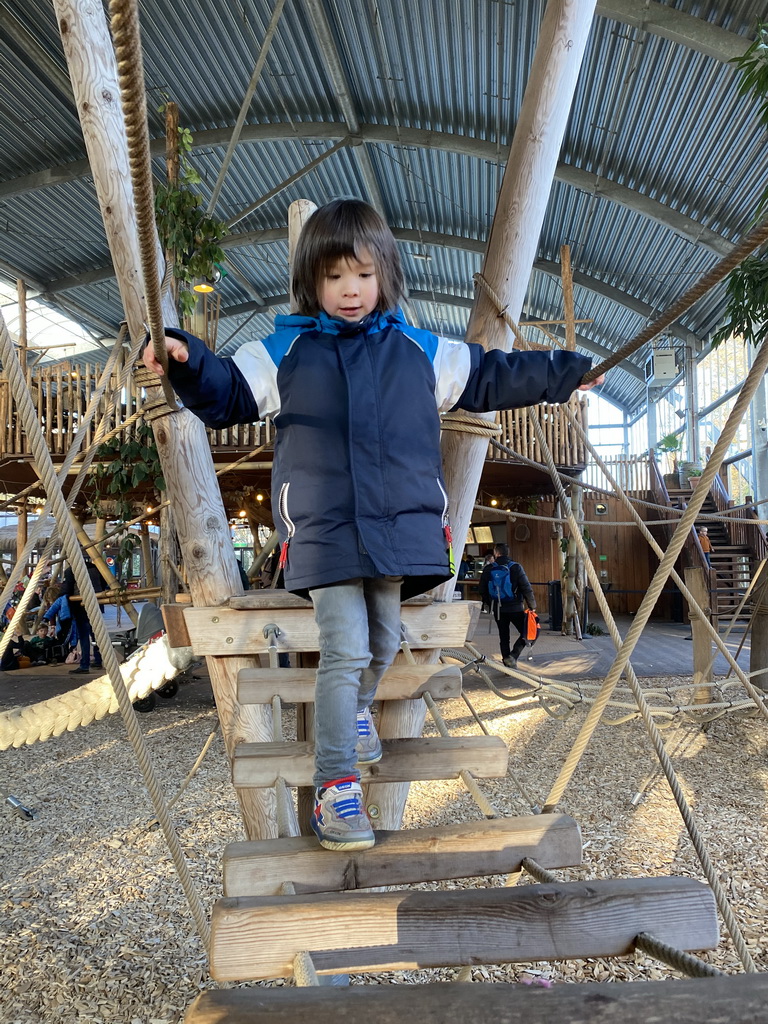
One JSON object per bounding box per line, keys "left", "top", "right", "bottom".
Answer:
{"left": 26, "top": 624, "right": 55, "bottom": 666}
{"left": 0, "top": 629, "right": 26, "bottom": 671}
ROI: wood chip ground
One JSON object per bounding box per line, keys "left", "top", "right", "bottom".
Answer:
{"left": 1, "top": 667, "right": 766, "bottom": 1022}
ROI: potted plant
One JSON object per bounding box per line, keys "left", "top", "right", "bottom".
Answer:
{"left": 656, "top": 434, "right": 683, "bottom": 489}
{"left": 687, "top": 467, "right": 703, "bottom": 489}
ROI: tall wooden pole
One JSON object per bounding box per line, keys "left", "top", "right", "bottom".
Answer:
{"left": 53, "top": 0, "right": 275, "bottom": 840}
{"left": 368, "top": 0, "right": 598, "bottom": 831}
{"left": 438, "top": 0, "right": 597, "bottom": 603}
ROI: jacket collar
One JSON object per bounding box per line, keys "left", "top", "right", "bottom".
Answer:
{"left": 274, "top": 307, "right": 407, "bottom": 337}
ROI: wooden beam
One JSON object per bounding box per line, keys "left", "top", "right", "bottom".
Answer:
{"left": 684, "top": 566, "right": 713, "bottom": 703}
{"left": 182, "top": 602, "right": 476, "bottom": 656}
{"left": 237, "top": 664, "right": 463, "bottom": 703}
{"left": 223, "top": 814, "right": 582, "bottom": 897}
{"left": 209, "top": 876, "right": 718, "bottom": 981}
{"left": 232, "top": 735, "right": 509, "bottom": 788}
{"left": 185, "top": 975, "right": 768, "bottom": 1024}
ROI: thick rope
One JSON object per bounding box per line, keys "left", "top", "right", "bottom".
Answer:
{"left": 545, "top": 334, "right": 768, "bottom": 818}
{"left": 0, "top": 315, "right": 210, "bottom": 947}
{"left": 581, "top": 217, "right": 768, "bottom": 384}
{"left": 0, "top": 330, "right": 128, "bottom": 664}
{"left": 634, "top": 933, "right": 725, "bottom": 979}
{"left": 400, "top": 640, "right": 499, "bottom": 818}
{"left": 473, "top": 273, "right": 531, "bottom": 350}
{"left": 529, "top": 408, "right": 757, "bottom": 972}
{"left": 564, "top": 405, "right": 768, "bottom": 720}
{"left": 0, "top": 638, "right": 193, "bottom": 750}
{"left": 108, "top": 0, "right": 177, "bottom": 409}
{"left": 440, "top": 412, "right": 502, "bottom": 436}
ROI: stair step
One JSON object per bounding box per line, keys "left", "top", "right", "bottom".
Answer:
{"left": 181, "top": 601, "right": 477, "bottom": 656}
{"left": 232, "top": 735, "right": 509, "bottom": 788}
{"left": 223, "top": 814, "right": 582, "bottom": 897}
{"left": 184, "top": 974, "right": 768, "bottom": 1024}
{"left": 208, "top": 876, "right": 718, "bottom": 981}
{"left": 238, "top": 664, "right": 462, "bottom": 704}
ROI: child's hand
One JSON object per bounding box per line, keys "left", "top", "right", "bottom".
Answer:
{"left": 142, "top": 334, "right": 189, "bottom": 376}
{"left": 578, "top": 373, "right": 605, "bottom": 392}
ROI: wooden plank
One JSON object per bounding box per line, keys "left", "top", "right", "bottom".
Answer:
{"left": 237, "top": 664, "right": 463, "bottom": 704}
{"left": 228, "top": 592, "right": 434, "bottom": 609}
{"left": 209, "top": 876, "right": 718, "bottom": 981}
{"left": 223, "top": 814, "right": 582, "bottom": 897}
{"left": 232, "top": 735, "right": 509, "bottom": 788}
{"left": 185, "top": 975, "right": 768, "bottom": 1024}
{"left": 161, "top": 603, "right": 191, "bottom": 648}
{"left": 183, "top": 602, "right": 475, "bottom": 656}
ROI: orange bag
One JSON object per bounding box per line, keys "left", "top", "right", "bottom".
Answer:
{"left": 524, "top": 609, "right": 540, "bottom": 644}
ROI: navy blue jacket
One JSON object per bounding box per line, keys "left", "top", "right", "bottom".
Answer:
{"left": 164, "top": 309, "right": 590, "bottom": 598}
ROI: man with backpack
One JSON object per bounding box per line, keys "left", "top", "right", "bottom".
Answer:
{"left": 480, "top": 543, "right": 537, "bottom": 668}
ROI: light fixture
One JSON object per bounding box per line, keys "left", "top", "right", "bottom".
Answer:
{"left": 146, "top": 505, "right": 153, "bottom": 513}
{"left": 412, "top": 251, "right": 432, "bottom": 261}
{"left": 256, "top": 493, "right": 264, "bottom": 502}
{"left": 595, "top": 502, "right": 608, "bottom": 516}
{"left": 238, "top": 509, "right": 247, "bottom": 518}
{"left": 490, "top": 498, "right": 498, "bottom": 507}
{"left": 193, "top": 265, "right": 223, "bottom": 293}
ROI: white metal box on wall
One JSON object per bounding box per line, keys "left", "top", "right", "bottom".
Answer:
{"left": 644, "top": 349, "right": 677, "bottom": 384}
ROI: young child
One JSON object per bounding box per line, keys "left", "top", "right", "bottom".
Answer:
{"left": 143, "top": 198, "right": 602, "bottom": 851}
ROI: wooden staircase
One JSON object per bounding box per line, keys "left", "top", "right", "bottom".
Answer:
{"left": 668, "top": 486, "right": 754, "bottom": 627}
{"left": 164, "top": 591, "right": 720, "bottom": 1019}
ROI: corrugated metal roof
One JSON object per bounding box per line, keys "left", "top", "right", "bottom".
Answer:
{"left": 0, "top": 0, "right": 766, "bottom": 415}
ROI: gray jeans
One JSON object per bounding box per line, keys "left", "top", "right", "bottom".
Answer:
{"left": 309, "top": 577, "right": 402, "bottom": 787}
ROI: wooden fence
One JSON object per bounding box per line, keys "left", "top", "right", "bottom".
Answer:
{"left": 0, "top": 363, "right": 586, "bottom": 470}
{"left": 489, "top": 395, "right": 588, "bottom": 468}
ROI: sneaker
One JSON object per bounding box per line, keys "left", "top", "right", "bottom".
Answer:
{"left": 69, "top": 667, "right": 91, "bottom": 675}
{"left": 310, "top": 777, "right": 375, "bottom": 851}
{"left": 502, "top": 655, "right": 517, "bottom": 668}
{"left": 355, "top": 706, "right": 382, "bottom": 765}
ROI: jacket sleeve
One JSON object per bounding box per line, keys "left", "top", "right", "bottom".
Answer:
{"left": 479, "top": 564, "right": 491, "bottom": 603}
{"left": 453, "top": 346, "right": 592, "bottom": 412}
{"left": 514, "top": 565, "right": 536, "bottom": 608}
{"left": 61, "top": 568, "right": 75, "bottom": 598}
{"left": 159, "top": 329, "right": 261, "bottom": 429}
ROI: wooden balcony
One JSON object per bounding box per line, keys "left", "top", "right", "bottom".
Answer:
{"left": 0, "top": 362, "right": 587, "bottom": 498}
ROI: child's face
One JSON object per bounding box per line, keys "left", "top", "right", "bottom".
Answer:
{"left": 319, "top": 249, "right": 379, "bottom": 322}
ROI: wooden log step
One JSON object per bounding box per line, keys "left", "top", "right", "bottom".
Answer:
{"left": 232, "top": 735, "right": 508, "bottom": 788}
{"left": 238, "top": 664, "right": 463, "bottom": 704}
{"left": 182, "top": 601, "right": 476, "bottom": 655}
{"left": 185, "top": 975, "right": 768, "bottom": 1024}
{"left": 223, "top": 814, "right": 582, "bottom": 897}
{"left": 208, "top": 875, "right": 718, "bottom": 981}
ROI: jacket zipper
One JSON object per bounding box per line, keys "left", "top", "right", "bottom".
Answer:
{"left": 277, "top": 482, "right": 295, "bottom": 568}
{"left": 436, "top": 478, "right": 452, "bottom": 546}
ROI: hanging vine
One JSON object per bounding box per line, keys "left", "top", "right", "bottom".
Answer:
{"left": 154, "top": 119, "right": 228, "bottom": 320}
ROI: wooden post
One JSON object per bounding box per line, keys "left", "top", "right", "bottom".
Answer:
{"left": 54, "top": 0, "right": 275, "bottom": 840}
{"left": 684, "top": 566, "right": 713, "bottom": 703}
{"left": 367, "top": 0, "right": 598, "bottom": 832}
{"left": 749, "top": 566, "right": 768, "bottom": 692}
{"left": 140, "top": 521, "right": 156, "bottom": 590}
{"left": 288, "top": 200, "right": 317, "bottom": 836}
{"left": 561, "top": 245, "right": 576, "bottom": 352}
{"left": 16, "top": 498, "right": 28, "bottom": 571}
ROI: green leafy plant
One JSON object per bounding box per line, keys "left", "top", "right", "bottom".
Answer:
{"left": 154, "top": 120, "right": 227, "bottom": 320}
{"left": 688, "top": 468, "right": 703, "bottom": 477}
{"left": 92, "top": 422, "right": 166, "bottom": 522}
{"left": 712, "top": 25, "right": 768, "bottom": 348}
{"left": 657, "top": 433, "right": 683, "bottom": 455}
{"left": 585, "top": 621, "right": 606, "bottom": 636}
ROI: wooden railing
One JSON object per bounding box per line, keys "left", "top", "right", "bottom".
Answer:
{"left": 647, "top": 454, "right": 716, "bottom": 613}
{"left": 0, "top": 365, "right": 587, "bottom": 472}
{"left": 581, "top": 453, "right": 651, "bottom": 496}
{"left": 489, "top": 395, "right": 588, "bottom": 468}
{"left": 710, "top": 472, "right": 768, "bottom": 562}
